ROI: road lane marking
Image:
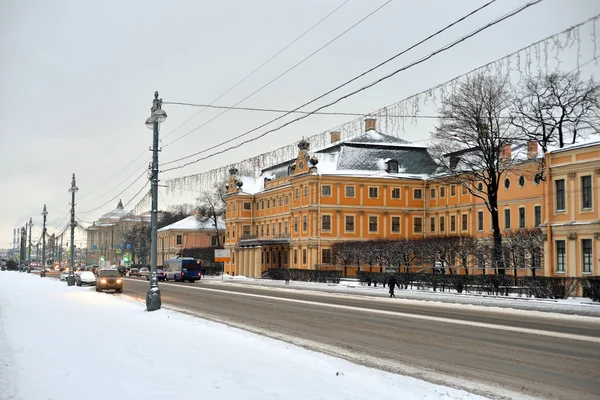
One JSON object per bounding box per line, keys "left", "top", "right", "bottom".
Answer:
{"left": 125, "top": 279, "right": 600, "bottom": 344}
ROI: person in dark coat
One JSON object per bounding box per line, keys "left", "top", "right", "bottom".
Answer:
{"left": 388, "top": 274, "right": 397, "bottom": 298}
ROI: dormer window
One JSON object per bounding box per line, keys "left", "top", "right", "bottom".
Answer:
{"left": 385, "top": 159, "right": 399, "bottom": 173}
{"left": 449, "top": 156, "right": 460, "bottom": 170}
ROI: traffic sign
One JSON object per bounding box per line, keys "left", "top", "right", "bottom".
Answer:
{"left": 93, "top": 245, "right": 97, "bottom": 250}
{"left": 126, "top": 243, "right": 131, "bottom": 249}
{"left": 115, "top": 248, "right": 122, "bottom": 254}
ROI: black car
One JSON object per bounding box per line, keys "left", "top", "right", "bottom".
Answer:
{"left": 96, "top": 269, "right": 123, "bottom": 293}
{"left": 129, "top": 268, "right": 140, "bottom": 277}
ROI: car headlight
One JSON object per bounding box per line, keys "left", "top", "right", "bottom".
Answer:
{"left": 100, "top": 279, "right": 107, "bottom": 284}
{"left": 116, "top": 279, "right": 122, "bottom": 283}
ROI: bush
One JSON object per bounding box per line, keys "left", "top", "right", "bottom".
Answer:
{"left": 202, "top": 266, "right": 223, "bottom": 276}
{"left": 267, "top": 268, "right": 342, "bottom": 283}
{"left": 519, "top": 276, "right": 579, "bottom": 299}
{"left": 581, "top": 277, "right": 600, "bottom": 302}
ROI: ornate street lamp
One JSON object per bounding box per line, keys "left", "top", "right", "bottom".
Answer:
{"left": 67, "top": 174, "right": 78, "bottom": 286}
{"left": 145, "top": 91, "right": 167, "bottom": 311}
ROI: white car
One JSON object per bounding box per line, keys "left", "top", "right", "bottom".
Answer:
{"left": 76, "top": 271, "right": 96, "bottom": 286}
{"left": 60, "top": 270, "right": 70, "bottom": 281}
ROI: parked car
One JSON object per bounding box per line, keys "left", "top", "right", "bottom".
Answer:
{"left": 96, "top": 269, "right": 123, "bottom": 293}
{"left": 76, "top": 271, "right": 96, "bottom": 286}
{"left": 146, "top": 269, "right": 165, "bottom": 281}
{"left": 60, "top": 270, "right": 70, "bottom": 281}
{"left": 139, "top": 267, "right": 150, "bottom": 278}
{"left": 129, "top": 268, "right": 140, "bottom": 277}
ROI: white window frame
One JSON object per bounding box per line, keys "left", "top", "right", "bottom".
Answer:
{"left": 368, "top": 214, "right": 379, "bottom": 233}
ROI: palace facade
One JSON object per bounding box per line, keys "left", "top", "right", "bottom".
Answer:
{"left": 223, "top": 118, "right": 599, "bottom": 278}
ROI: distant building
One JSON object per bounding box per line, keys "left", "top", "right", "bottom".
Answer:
{"left": 157, "top": 215, "right": 225, "bottom": 265}
{"left": 85, "top": 200, "right": 150, "bottom": 265}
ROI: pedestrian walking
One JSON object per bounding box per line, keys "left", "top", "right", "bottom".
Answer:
{"left": 388, "top": 274, "right": 397, "bottom": 298}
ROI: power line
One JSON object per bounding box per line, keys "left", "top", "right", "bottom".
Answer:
{"left": 161, "top": 0, "right": 539, "bottom": 172}
{"left": 161, "top": 0, "right": 352, "bottom": 141}
{"left": 160, "top": 0, "right": 498, "bottom": 167}
{"left": 79, "top": 169, "right": 148, "bottom": 214}
{"left": 64, "top": 2, "right": 352, "bottom": 215}
{"left": 78, "top": 153, "right": 151, "bottom": 202}
{"left": 78, "top": 157, "right": 151, "bottom": 206}
{"left": 163, "top": 101, "right": 446, "bottom": 118}
{"left": 162, "top": 0, "right": 393, "bottom": 147}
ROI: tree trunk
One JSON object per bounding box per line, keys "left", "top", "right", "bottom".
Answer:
{"left": 489, "top": 193, "right": 505, "bottom": 275}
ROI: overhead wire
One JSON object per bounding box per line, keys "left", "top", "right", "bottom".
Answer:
{"left": 78, "top": 169, "right": 148, "bottom": 214}
{"left": 162, "top": 0, "right": 393, "bottom": 147}
{"left": 68, "top": 1, "right": 352, "bottom": 215}
{"left": 160, "top": 0, "right": 499, "bottom": 167}
{"left": 160, "top": 0, "right": 540, "bottom": 172}
{"left": 161, "top": 0, "right": 352, "bottom": 141}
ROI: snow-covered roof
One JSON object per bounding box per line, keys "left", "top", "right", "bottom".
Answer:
{"left": 548, "top": 137, "right": 600, "bottom": 154}
{"left": 157, "top": 215, "right": 225, "bottom": 232}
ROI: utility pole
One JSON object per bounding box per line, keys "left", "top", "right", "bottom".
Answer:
{"left": 145, "top": 91, "right": 167, "bottom": 312}
{"left": 67, "top": 173, "right": 78, "bottom": 286}
{"left": 27, "top": 218, "right": 32, "bottom": 273}
{"left": 41, "top": 205, "right": 48, "bottom": 278}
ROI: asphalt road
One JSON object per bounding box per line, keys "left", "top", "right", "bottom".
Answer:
{"left": 49, "top": 272, "right": 600, "bottom": 399}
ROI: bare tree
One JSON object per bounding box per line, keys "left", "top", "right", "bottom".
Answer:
{"left": 196, "top": 182, "right": 227, "bottom": 247}
{"left": 392, "top": 238, "right": 420, "bottom": 273}
{"left": 429, "top": 73, "right": 519, "bottom": 274}
{"left": 469, "top": 236, "right": 494, "bottom": 274}
{"left": 331, "top": 241, "right": 360, "bottom": 276}
{"left": 513, "top": 71, "right": 600, "bottom": 153}
{"left": 517, "top": 228, "right": 544, "bottom": 276}
{"left": 158, "top": 204, "right": 194, "bottom": 229}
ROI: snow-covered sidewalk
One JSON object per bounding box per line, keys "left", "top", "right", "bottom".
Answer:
{"left": 202, "top": 275, "right": 600, "bottom": 317}
{"left": 0, "top": 272, "right": 486, "bottom": 400}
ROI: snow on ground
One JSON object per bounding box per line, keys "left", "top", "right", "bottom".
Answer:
{"left": 0, "top": 272, "right": 487, "bottom": 400}
{"left": 202, "top": 275, "right": 600, "bottom": 318}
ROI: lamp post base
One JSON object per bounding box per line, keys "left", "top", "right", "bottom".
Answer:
{"left": 27, "top": 268, "right": 31, "bottom": 274}
{"left": 67, "top": 276, "right": 75, "bottom": 286}
{"left": 40, "top": 270, "right": 46, "bottom": 278}
{"left": 146, "top": 276, "right": 161, "bottom": 311}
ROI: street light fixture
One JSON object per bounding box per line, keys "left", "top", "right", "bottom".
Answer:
{"left": 145, "top": 91, "right": 167, "bottom": 312}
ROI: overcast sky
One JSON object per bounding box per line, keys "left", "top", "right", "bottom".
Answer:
{"left": 1, "top": 0, "right": 599, "bottom": 249}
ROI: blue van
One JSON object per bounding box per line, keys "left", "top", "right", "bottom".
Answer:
{"left": 163, "top": 258, "right": 202, "bottom": 282}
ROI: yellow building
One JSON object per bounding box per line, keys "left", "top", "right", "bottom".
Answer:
{"left": 543, "top": 140, "right": 600, "bottom": 277}
{"left": 224, "top": 118, "right": 598, "bottom": 278}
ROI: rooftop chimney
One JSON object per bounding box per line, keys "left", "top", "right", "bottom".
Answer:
{"left": 527, "top": 140, "right": 538, "bottom": 159}
{"left": 365, "top": 117, "right": 376, "bottom": 132}
{"left": 330, "top": 131, "right": 341, "bottom": 144}
{"left": 500, "top": 143, "right": 512, "bottom": 161}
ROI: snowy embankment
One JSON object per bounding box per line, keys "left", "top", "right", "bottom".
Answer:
{"left": 204, "top": 274, "right": 600, "bottom": 317}
{"left": 0, "top": 272, "right": 486, "bottom": 400}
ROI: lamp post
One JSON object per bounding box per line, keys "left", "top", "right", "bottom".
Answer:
{"left": 20, "top": 227, "right": 26, "bottom": 271}
{"left": 27, "top": 218, "right": 32, "bottom": 273}
{"left": 41, "top": 205, "right": 48, "bottom": 278}
{"left": 145, "top": 91, "right": 167, "bottom": 312}
{"left": 67, "top": 174, "right": 78, "bottom": 286}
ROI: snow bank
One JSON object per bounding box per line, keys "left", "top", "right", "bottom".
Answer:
{"left": 0, "top": 272, "right": 486, "bottom": 400}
